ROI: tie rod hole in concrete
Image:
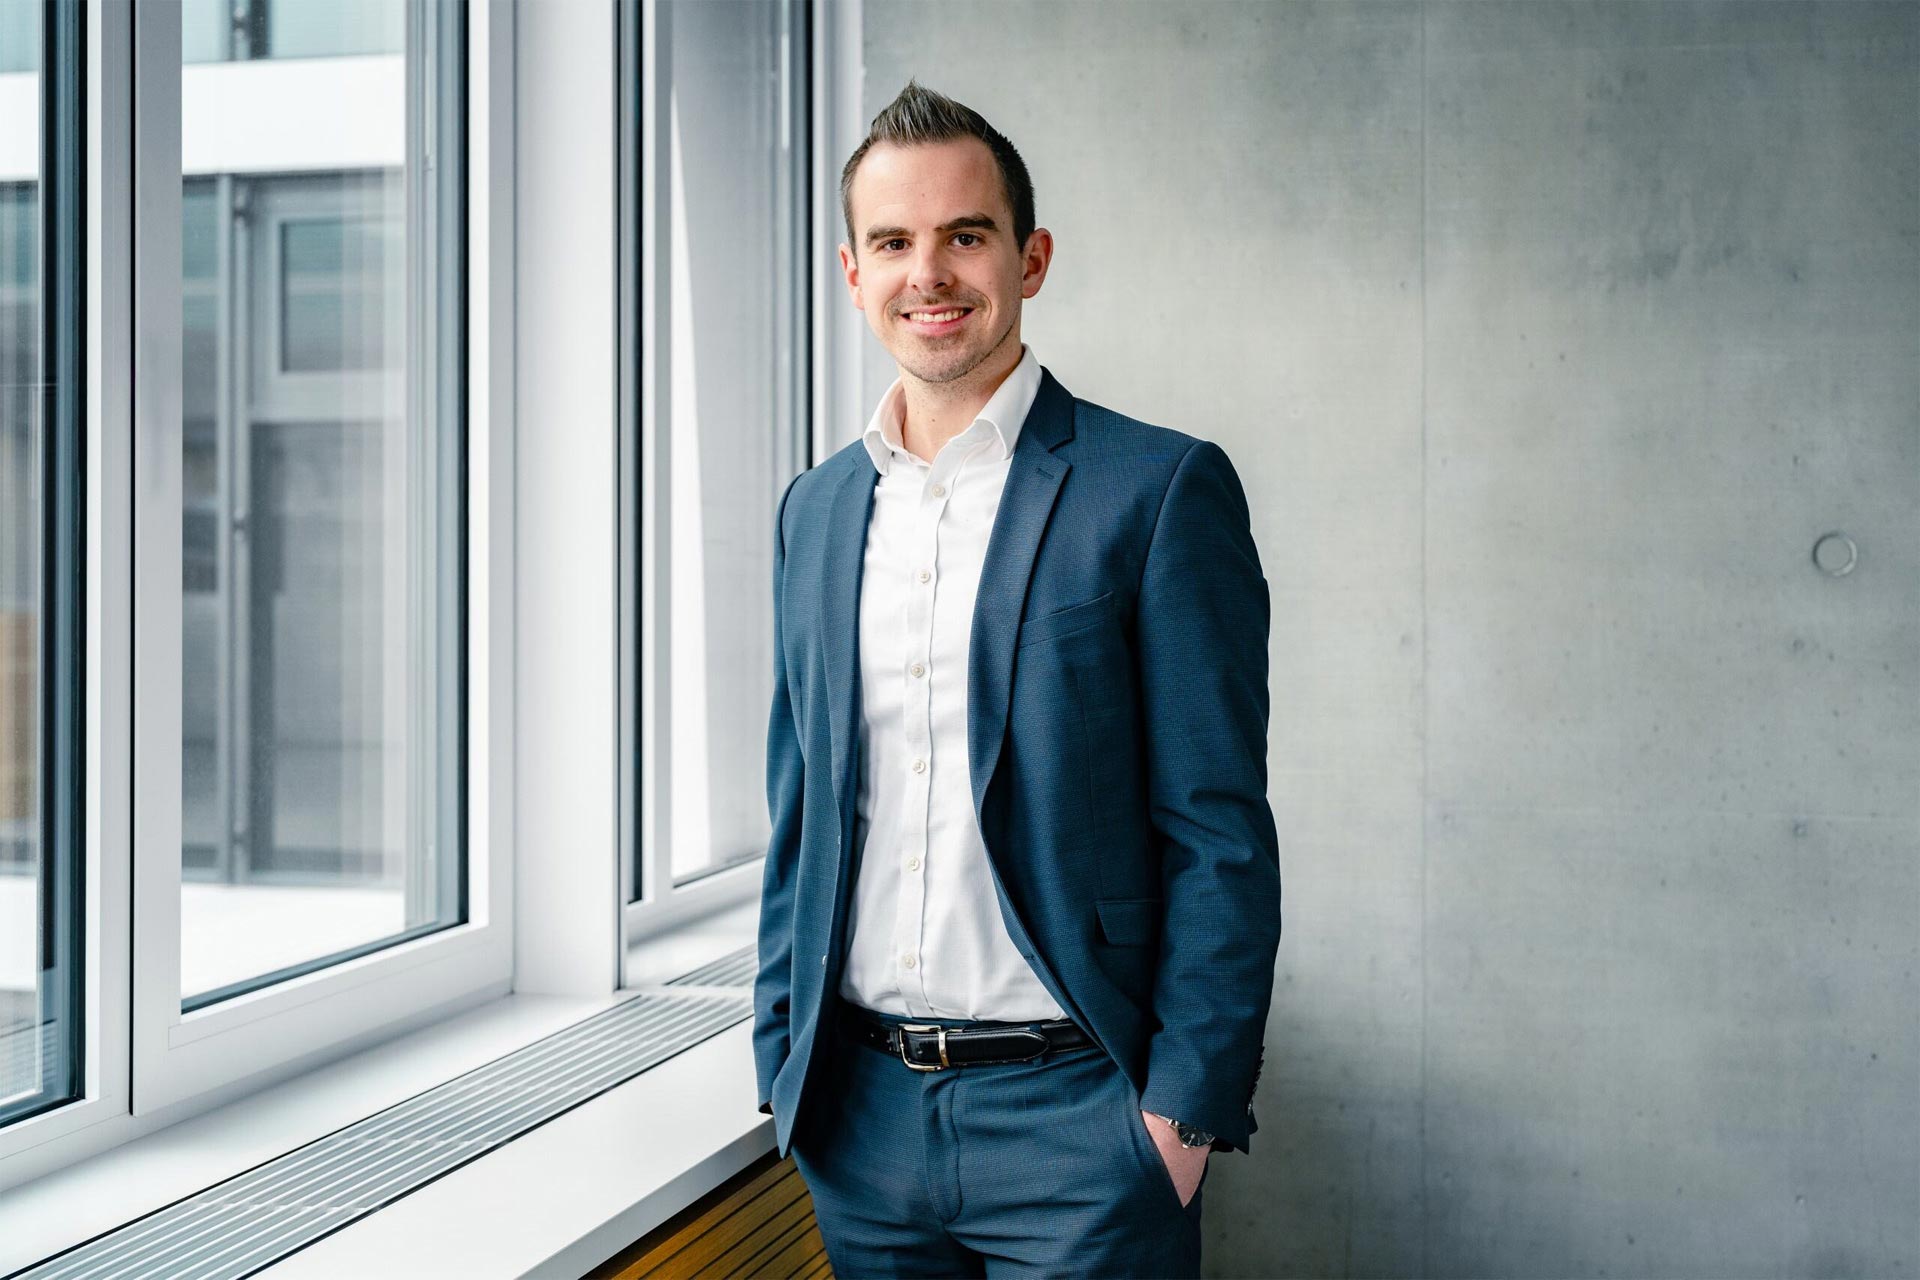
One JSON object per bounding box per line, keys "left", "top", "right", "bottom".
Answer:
{"left": 1811, "top": 531, "right": 1858, "bottom": 578}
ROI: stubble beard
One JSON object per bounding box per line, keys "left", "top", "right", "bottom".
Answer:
{"left": 895, "top": 303, "right": 1019, "bottom": 392}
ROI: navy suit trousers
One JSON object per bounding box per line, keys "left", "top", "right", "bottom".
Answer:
{"left": 788, "top": 1002, "right": 1208, "bottom": 1278}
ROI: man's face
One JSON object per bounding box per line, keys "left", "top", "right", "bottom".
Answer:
{"left": 838, "top": 137, "right": 1051, "bottom": 386}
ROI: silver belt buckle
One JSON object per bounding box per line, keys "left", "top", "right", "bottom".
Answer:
{"left": 896, "top": 1023, "right": 949, "bottom": 1071}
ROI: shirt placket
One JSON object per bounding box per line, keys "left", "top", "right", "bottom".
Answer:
{"left": 891, "top": 447, "right": 957, "bottom": 1017}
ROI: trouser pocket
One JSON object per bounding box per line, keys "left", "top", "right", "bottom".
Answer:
{"left": 1111, "top": 1064, "right": 1201, "bottom": 1217}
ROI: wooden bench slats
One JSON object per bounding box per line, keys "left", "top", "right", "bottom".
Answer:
{"left": 742, "top": 1218, "right": 831, "bottom": 1280}
{"left": 707, "top": 1187, "right": 817, "bottom": 1276}
{"left": 587, "top": 1152, "right": 832, "bottom": 1279}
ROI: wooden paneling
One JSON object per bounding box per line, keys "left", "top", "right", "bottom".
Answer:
{"left": 586, "top": 1150, "right": 832, "bottom": 1280}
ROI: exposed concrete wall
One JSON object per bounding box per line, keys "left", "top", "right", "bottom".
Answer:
{"left": 854, "top": 3, "right": 1919, "bottom": 1275}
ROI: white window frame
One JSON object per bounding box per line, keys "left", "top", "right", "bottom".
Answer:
{"left": 617, "top": 0, "right": 815, "bottom": 966}
{"left": 127, "top": 0, "right": 513, "bottom": 1115}
{"left": 0, "top": 0, "right": 135, "bottom": 1176}
{"left": 0, "top": 0, "right": 515, "bottom": 1187}
{"left": 510, "top": 0, "right": 622, "bottom": 999}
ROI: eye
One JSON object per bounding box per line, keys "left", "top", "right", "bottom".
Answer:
{"left": 879, "top": 238, "right": 907, "bottom": 252}
{"left": 953, "top": 233, "right": 981, "bottom": 247}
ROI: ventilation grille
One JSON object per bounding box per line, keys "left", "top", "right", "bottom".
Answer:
{"left": 663, "top": 943, "right": 758, "bottom": 989}
{"left": 14, "top": 989, "right": 751, "bottom": 1280}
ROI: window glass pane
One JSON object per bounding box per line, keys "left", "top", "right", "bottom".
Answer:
{"left": 280, "top": 214, "right": 400, "bottom": 372}
{"left": 180, "top": 0, "right": 231, "bottom": 65}
{"left": 261, "top": 0, "right": 404, "bottom": 61}
{"left": 2, "top": 0, "right": 79, "bottom": 1128}
{"left": 656, "top": 0, "right": 806, "bottom": 890}
{"left": 0, "top": 129, "right": 40, "bottom": 1114}
{"left": 183, "top": 0, "right": 404, "bottom": 64}
{"left": 0, "top": 1, "right": 33, "bottom": 75}
{"left": 179, "top": 3, "right": 464, "bottom": 1008}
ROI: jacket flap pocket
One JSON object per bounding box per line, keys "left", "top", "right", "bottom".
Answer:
{"left": 1018, "top": 590, "right": 1114, "bottom": 649}
{"left": 1096, "top": 896, "right": 1162, "bottom": 947}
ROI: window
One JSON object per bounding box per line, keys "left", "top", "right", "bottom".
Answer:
{"left": 0, "top": 0, "right": 84, "bottom": 1133}
{"left": 120, "top": 0, "right": 504, "bottom": 1120}
{"left": 167, "top": 0, "right": 464, "bottom": 1015}
{"left": 0, "top": 0, "right": 516, "bottom": 1199}
{"left": 182, "top": 0, "right": 403, "bottom": 65}
{"left": 0, "top": 0, "right": 517, "bottom": 1203}
{"left": 621, "top": 0, "right": 810, "bottom": 947}
{"left": 177, "top": 165, "right": 459, "bottom": 1010}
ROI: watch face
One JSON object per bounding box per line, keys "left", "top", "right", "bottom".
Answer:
{"left": 1174, "top": 1121, "right": 1214, "bottom": 1148}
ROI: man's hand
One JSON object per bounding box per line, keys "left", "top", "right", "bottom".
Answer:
{"left": 1141, "top": 1110, "right": 1209, "bottom": 1208}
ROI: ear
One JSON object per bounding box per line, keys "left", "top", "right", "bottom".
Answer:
{"left": 837, "top": 242, "right": 865, "bottom": 312}
{"left": 1019, "top": 227, "right": 1054, "bottom": 300}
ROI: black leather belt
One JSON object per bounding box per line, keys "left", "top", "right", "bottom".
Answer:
{"left": 843, "top": 1009, "right": 1094, "bottom": 1071}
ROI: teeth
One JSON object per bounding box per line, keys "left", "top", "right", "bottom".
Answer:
{"left": 909, "top": 309, "right": 966, "bottom": 324}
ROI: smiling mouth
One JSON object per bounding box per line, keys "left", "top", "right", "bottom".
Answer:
{"left": 902, "top": 307, "right": 973, "bottom": 326}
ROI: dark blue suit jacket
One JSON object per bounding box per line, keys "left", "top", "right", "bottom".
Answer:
{"left": 753, "top": 366, "right": 1281, "bottom": 1158}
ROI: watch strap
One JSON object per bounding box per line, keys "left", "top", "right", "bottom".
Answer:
{"left": 1162, "top": 1115, "right": 1215, "bottom": 1148}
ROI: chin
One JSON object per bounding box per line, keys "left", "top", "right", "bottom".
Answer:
{"left": 902, "top": 357, "right": 975, "bottom": 385}
{"left": 894, "top": 342, "right": 991, "bottom": 386}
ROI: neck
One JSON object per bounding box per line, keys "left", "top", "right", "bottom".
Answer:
{"left": 899, "top": 334, "right": 1024, "bottom": 461}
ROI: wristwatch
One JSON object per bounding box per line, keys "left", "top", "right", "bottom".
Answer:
{"left": 1160, "top": 1115, "right": 1215, "bottom": 1149}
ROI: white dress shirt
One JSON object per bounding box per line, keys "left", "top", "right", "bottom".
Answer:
{"left": 836, "top": 345, "right": 1067, "bottom": 1022}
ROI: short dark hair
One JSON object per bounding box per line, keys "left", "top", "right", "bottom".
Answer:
{"left": 840, "top": 80, "right": 1036, "bottom": 255}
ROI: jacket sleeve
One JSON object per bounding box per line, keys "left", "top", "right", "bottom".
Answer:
{"left": 753, "top": 471, "right": 807, "bottom": 1117}
{"left": 1133, "top": 439, "right": 1282, "bottom": 1154}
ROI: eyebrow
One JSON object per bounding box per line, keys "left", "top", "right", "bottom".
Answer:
{"left": 864, "top": 213, "right": 999, "bottom": 248}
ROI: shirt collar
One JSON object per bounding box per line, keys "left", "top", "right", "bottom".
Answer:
{"left": 861, "top": 345, "right": 1042, "bottom": 476}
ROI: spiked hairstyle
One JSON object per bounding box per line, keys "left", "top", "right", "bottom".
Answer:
{"left": 839, "top": 80, "right": 1036, "bottom": 254}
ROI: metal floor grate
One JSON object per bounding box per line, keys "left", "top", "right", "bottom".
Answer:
{"left": 663, "top": 942, "right": 758, "bottom": 989}
{"left": 11, "top": 989, "right": 751, "bottom": 1280}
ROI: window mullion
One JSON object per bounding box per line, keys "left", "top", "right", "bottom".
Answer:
{"left": 126, "top": 0, "right": 184, "bottom": 1118}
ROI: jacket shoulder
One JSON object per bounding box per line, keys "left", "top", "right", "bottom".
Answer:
{"left": 784, "top": 440, "right": 867, "bottom": 504}
{"left": 774, "top": 441, "right": 867, "bottom": 544}
{"left": 1068, "top": 395, "right": 1211, "bottom": 465}
{"left": 819, "top": 435, "right": 874, "bottom": 475}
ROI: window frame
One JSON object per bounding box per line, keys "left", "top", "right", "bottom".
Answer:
{"left": 617, "top": 0, "right": 814, "bottom": 962}
{"left": 0, "top": 0, "right": 131, "bottom": 1175}
{"left": 0, "top": 0, "right": 95, "bottom": 1139}
{"left": 0, "top": 0, "right": 515, "bottom": 1185}
{"left": 127, "top": 0, "right": 509, "bottom": 1116}
{"left": 248, "top": 174, "right": 409, "bottom": 419}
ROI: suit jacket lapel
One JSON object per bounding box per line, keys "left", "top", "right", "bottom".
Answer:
{"left": 819, "top": 367, "right": 1078, "bottom": 843}
{"left": 824, "top": 462, "right": 878, "bottom": 831}
{"left": 967, "top": 368, "right": 1076, "bottom": 831}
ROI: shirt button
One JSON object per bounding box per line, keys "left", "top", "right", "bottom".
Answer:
{"left": 906, "top": 856, "right": 921, "bottom": 871}
{"left": 911, "top": 758, "right": 926, "bottom": 773}
{"left": 918, "top": 569, "right": 932, "bottom": 583}
{"left": 902, "top": 954, "right": 917, "bottom": 969}
{"left": 910, "top": 662, "right": 925, "bottom": 678}
{"left": 930, "top": 483, "right": 946, "bottom": 498}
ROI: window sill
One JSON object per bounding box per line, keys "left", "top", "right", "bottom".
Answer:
{"left": 262, "top": 1021, "right": 770, "bottom": 1278}
{"left": 0, "top": 915, "right": 773, "bottom": 1277}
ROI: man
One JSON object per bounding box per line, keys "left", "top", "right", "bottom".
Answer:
{"left": 753, "top": 80, "right": 1281, "bottom": 1278}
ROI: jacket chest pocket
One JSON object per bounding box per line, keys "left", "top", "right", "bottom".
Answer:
{"left": 1017, "top": 590, "right": 1115, "bottom": 649}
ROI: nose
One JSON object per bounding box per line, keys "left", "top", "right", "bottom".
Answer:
{"left": 906, "top": 239, "right": 953, "bottom": 297}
